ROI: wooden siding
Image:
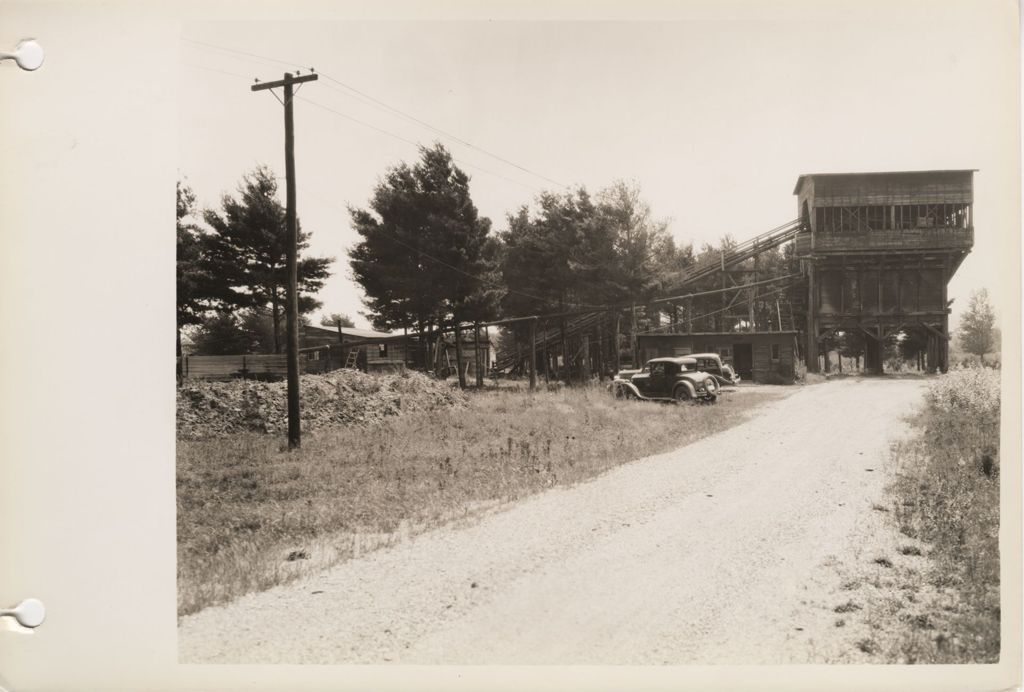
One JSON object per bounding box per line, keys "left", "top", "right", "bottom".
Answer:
{"left": 636, "top": 332, "right": 797, "bottom": 383}
{"left": 181, "top": 345, "right": 340, "bottom": 380}
{"left": 365, "top": 341, "right": 412, "bottom": 366}
{"left": 814, "top": 264, "right": 948, "bottom": 317}
{"left": 799, "top": 171, "right": 973, "bottom": 206}
{"left": 794, "top": 226, "right": 973, "bottom": 255}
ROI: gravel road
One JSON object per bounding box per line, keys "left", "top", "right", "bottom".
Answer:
{"left": 178, "top": 377, "right": 926, "bottom": 664}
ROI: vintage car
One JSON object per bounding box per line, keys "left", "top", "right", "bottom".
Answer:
{"left": 612, "top": 357, "right": 719, "bottom": 403}
{"left": 686, "top": 352, "right": 741, "bottom": 387}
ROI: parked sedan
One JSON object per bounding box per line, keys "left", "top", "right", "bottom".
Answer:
{"left": 612, "top": 357, "right": 719, "bottom": 403}
{"left": 686, "top": 353, "right": 741, "bottom": 387}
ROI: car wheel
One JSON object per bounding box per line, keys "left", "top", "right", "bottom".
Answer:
{"left": 673, "top": 386, "right": 691, "bottom": 403}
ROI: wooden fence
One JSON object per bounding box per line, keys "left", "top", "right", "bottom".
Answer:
{"left": 179, "top": 345, "right": 340, "bottom": 381}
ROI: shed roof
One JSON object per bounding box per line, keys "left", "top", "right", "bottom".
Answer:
{"left": 303, "top": 324, "right": 397, "bottom": 340}
{"left": 793, "top": 169, "right": 977, "bottom": 195}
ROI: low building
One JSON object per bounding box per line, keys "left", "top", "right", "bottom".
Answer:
{"left": 440, "top": 333, "right": 493, "bottom": 379}
{"left": 301, "top": 324, "right": 415, "bottom": 372}
{"left": 636, "top": 331, "right": 798, "bottom": 383}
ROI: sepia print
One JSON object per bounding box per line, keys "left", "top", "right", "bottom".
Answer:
{"left": 173, "top": 13, "right": 1010, "bottom": 670}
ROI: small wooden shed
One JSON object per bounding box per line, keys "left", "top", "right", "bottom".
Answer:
{"left": 301, "top": 324, "right": 414, "bottom": 372}
{"left": 636, "top": 331, "right": 798, "bottom": 383}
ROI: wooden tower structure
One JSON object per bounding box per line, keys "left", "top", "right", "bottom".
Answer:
{"left": 793, "top": 170, "right": 975, "bottom": 373}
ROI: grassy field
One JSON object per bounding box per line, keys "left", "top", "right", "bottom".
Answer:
{"left": 177, "top": 384, "right": 783, "bottom": 616}
{"left": 881, "top": 367, "right": 1001, "bottom": 662}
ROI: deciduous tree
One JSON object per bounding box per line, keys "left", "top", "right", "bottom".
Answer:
{"left": 959, "top": 288, "right": 997, "bottom": 362}
{"left": 320, "top": 313, "right": 355, "bottom": 329}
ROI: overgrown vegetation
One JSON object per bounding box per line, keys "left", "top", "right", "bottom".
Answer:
{"left": 176, "top": 369, "right": 465, "bottom": 439}
{"left": 177, "top": 386, "right": 782, "bottom": 616}
{"left": 884, "top": 366, "right": 1001, "bottom": 662}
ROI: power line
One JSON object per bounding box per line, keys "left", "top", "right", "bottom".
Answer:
{"left": 186, "top": 58, "right": 543, "bottom": 192}
{"left": 182, "top": 37, "right": 299, "bottom": 70}
{"left": 315, "top": 73, "right": 568, "bottom": 188}
{"left": 180, "top": 36, "right": 568, "bottom": 189}
{"left": 298, "top": 184, "right": 605, "bottom": 310}
{"left": 296, "top": 95, "right": 542, "bottom": 192}
{"left": 180, "top": 63, "right": 572, "bottom": 309}
{"left": 183, "top": 43, "right": 805, "bottom": 331}
{"left": 183, "top": 63, "right": 253, "bottom": 80}
{"left": 637, "top": 281, "right": 801, "bottom": 335}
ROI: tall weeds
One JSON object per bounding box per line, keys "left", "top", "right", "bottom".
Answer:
{"left": 177, "top": 385, "right": 780, "bottom": 616}
{"left": 888, "top": 366, "right": 1001, "bottom": 662}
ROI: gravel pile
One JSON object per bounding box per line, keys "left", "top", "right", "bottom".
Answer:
{"left": 177, "top": 369, "right": 465, "bottom": 439}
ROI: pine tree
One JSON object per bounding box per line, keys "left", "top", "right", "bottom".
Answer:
{"left": 349, "top": 144, "right": 498, "bottom": 386}
{"left": 176, "top": 180, "right": 215, "bottom": 357}
{"left": 202, "top": 166, "right": 333, "bottom": 353}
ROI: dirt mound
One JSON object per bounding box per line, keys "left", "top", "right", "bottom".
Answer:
{"left": 177, "top": 369, "right": 465, "bottom": 439}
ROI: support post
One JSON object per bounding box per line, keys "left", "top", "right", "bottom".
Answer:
{"left": 454, "top": 320, "right": 466, "bottom": 389}
{"left": 528, "top": 317, "right": 537, "bottom": 390}
{"left": 474, "top": 321, "right": 483, "bottom": 387}
{"left": 749, "top": 251, "right": 758, "bottom": 330}
{"left": 337, "top": 319, "right": 345, "bottom": 370}
{"left": 941, "top": 254, "right": 950, "bottom": 373}
{"left": 541, "top": 322, "right": 549, "bottom": 384}
{"left": 630, "top": 303, "right": 638, "bottom": 368}
{"left": 614, "top": 312, "right": 622, "bottom": 373}
{"left": 581, "top": 333, "right": 591, "bottom": 382}
{"left": 252, "top": 71, "right": 318, "bottom": 450}
{"left": 560, "top": 318, "right": 569, "bottom": 384}
{"left": 484, "top": 326, "right": 490, "bottom": 378}
{"left": 805, "top": 263, "right": 819, "bottom": 372}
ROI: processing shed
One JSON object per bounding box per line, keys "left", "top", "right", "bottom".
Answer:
{"left": 636, "top": 331, "right": 798, "bottom": 383}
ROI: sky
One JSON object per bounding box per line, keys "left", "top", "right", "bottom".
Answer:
{"left": 177, "top": 9, "right": 1018, "bottom": 332}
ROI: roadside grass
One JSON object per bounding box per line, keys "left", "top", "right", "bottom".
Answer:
{"left": 177, "top": 384, "right": 784, "bottom": 616}
{"left": 876, "top": 367, "right": 1001, "bottom": 663}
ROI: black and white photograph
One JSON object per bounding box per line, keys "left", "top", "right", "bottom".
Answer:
{"left": 1, "top": 1, "right": 1021, "bottom": 690}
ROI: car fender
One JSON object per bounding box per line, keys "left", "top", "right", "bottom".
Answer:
{"left": 613, "top": 380, "right": 644, "bottom": 399}
{"left": 673, "top": 380, "right": 697, "bottom": 399}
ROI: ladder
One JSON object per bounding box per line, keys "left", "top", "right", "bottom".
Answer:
{"left": 344, "top": 348, "right": 359, "bottom": 369}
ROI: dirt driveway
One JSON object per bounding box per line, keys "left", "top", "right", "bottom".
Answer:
{"left": 178, "top": 377, "right": 926, "bottom": 664}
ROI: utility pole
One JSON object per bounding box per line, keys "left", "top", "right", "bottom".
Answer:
{"left": 252, "top": 71, "right": 318, "bottom": 449}
{"left": 528, "top": 317, "right": 537, "bottom": 390}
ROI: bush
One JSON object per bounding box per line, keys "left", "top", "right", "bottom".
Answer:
{"left": 918, "top": 366, "right": 1000, "bottom": 476}
{"left": 887, "top": 365, "right": 1001, "bottom": 662}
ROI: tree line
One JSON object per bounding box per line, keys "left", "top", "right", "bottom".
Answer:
{"left": 178, "top": 143, "right": 735, "bottom": 376}
{"left": 181, "top": 142, "right": 995, "bottom": 381}
{"left": 177, "top": 167, "right": 336, "bottom": 356}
